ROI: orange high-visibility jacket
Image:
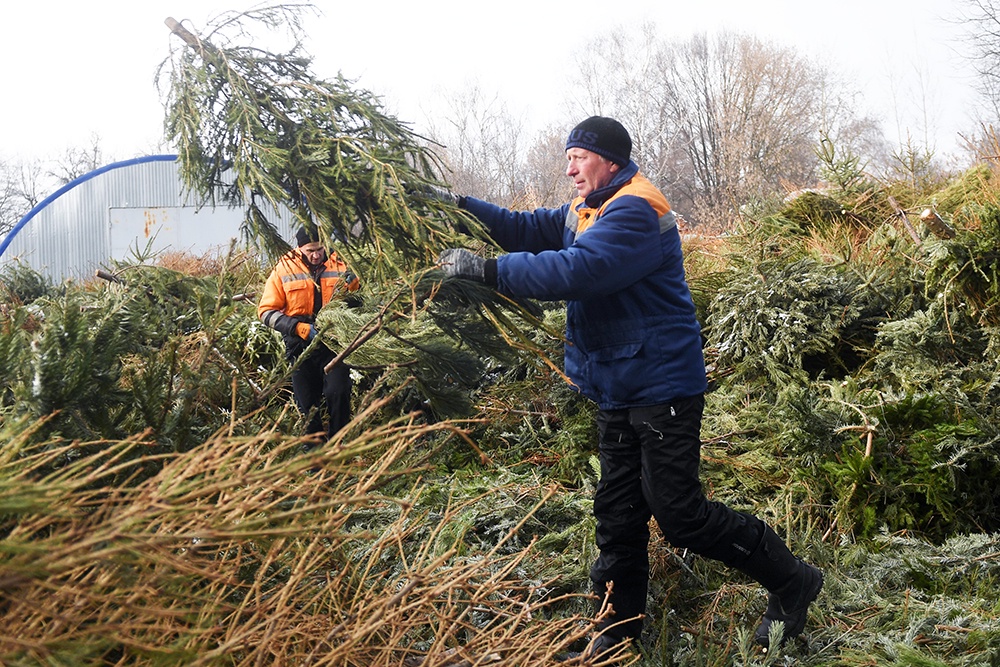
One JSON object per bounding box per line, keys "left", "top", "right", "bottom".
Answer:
{"left": 257, "top": 249, "right": 360, "bottom": 340}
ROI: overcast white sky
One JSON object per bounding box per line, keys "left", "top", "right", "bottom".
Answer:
{"left": 0, "top": 0, "right": 981, "bottom": 167}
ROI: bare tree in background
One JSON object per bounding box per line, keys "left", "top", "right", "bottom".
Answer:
{"left": 954, "top": 0, "right": 1000, "bottom": 165}
{"left": 569, "top": 24, "right": 676, "bottom": 190}
{"left": 1, "top": 136, "right": 109, "bottom": 236}
{"left": 49, "top": 134, "right": 104, "bottom": 185}
{"left": 959, "top": 0, "right": 1000, "bottom": 121}
{"left": 0, "top": 162, "right": 19, "bottom": 235}
{"left": 818, "top": 88, "right": 893, "bottom": 175}
{"left": 424, "top": 85, "right": 532, "bottom": 207}
{"left": 520, "top": 125, "right": 575, "bottom": 208}
{"left": 659, "top": 32, "right": 827, "bottom": 226}
{"left": 430, "top": 26, "right": 884, "bottom": 229}
{"left": 574, "top": 29, "right": 859, "bottom": 229}
{"left": 0, "top": 158, "right": 45, "bottom": 235}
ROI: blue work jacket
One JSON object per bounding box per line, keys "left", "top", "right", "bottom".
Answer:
{"left": 461, "top": 161, "right": 708, "bottom": 410}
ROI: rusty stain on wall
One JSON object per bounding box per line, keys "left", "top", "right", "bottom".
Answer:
{"left": 143, "top": 209, "right": 169, "bottom": 238}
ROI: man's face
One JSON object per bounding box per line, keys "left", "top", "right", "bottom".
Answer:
{"left": 566, "top": 147, "right": 618, "bottom": 199}
{"left": 299, "top": 241, "right": 327, "bottom": 265}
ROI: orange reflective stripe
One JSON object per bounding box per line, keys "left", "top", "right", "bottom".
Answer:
{"left": 257, "top": 250, "right": 358, "bottom": 320}
{"left": 571, "top": 173, "right": 671, "bottom": 238}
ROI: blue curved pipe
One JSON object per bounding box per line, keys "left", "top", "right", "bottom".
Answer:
{"left": 0, "top": 154, "right": 179, "bottom": 259}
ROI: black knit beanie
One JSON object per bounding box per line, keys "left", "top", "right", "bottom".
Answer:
{"left": 295, "top": 225, "right": 319, "bottom": 248}
{"left": 565, "top": 116, "right": 632, "bottom": 167}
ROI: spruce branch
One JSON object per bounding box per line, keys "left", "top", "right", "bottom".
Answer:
{"left": 161, "top": 6, "right": 488, "bottom": 276}
{"left": 160, "top": 6, "right": 559, "bottom": 407}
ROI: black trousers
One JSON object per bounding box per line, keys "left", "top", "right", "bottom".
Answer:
{"left": 289, "top": 343, "right": 352, "bottom": 440}
{"left": 591, "top": 393, "right": 763, "bottom": 640}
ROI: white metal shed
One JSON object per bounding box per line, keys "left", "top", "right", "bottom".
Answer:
{"left": 0, "top": 155, "right": 297, "bottom": 282}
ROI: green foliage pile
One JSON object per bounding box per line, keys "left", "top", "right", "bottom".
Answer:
{"left": 0, "top": 259, "right": 53, "bottom": 305}
{"left": 10, "top": 170, "right": 1000, "bottom": 664}
{"left": 0, "top": 249, "right": 612, "bottom": 665}
{"left": 699, "top": 174, "right": 1000, "bottom": 545}
{"left": 0, "top": 252, "right": 281, "bottom": 450}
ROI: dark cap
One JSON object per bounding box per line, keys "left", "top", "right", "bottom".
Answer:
{"left": 295, "top": 225, "right": 320, "bottom": 248}
{"left": 565, "top": 116, "right": 632, "bottom": 167}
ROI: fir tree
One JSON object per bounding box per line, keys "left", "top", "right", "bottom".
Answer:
{"left": 159, "top": 6, "right": 555, "bottom": 419}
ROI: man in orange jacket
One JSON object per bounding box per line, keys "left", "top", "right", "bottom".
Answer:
{"left": 258, "top": 226, "right": 361, "bottom": 442}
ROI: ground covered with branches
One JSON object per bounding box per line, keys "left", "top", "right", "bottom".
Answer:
{"left": 3, "top": 159, "right": 1000, "bottom": 665}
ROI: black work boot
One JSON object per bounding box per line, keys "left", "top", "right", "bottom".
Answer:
{"left": 737, "top": 524, "right": 823, "bottom": 649}
{"left": 559, "top": 633, "right": 631, "bottom": 664}
{"left": 592, "top": 578, "right": 646, "bottom": 646}
{"left": 583, "top": 633, "right": 632, "bottom": 663}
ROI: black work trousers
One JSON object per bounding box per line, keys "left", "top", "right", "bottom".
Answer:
{"left": 290, "top": 343, "right": 352, "bottom": 440}
{"left": 591, "top": 393, "right": 763, "bottom": 640}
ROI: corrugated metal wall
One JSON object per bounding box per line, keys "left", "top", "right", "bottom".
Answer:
{"left": 0, "top": 157, "right": 298, "bottom": 282}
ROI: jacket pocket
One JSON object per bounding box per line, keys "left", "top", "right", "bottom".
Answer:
{"left": 587, "top": 340, "right": 642, "bottom": 362}
{"left": 284, "top": 281, "right": 315, "bottom": 313}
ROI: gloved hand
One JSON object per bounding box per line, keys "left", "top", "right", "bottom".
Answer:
{"left": 294, "top": 322, "right": 313, "bottom": 340}
{"left": 307, "top": 324, "right": 319, "bottom": 341}
{"left": 421, "top": 184, "right": 460, "bottom": 206}
{"left": 438, "top": 248, "right": 485, "bottom": 281}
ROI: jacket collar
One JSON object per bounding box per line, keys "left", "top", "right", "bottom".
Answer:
{"left": 582, "top": 161, "right": 639, "bottom": 208}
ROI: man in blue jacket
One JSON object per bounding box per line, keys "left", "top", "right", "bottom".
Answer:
{"left": 436, "top": 116, "right": 822, "bottom": 654}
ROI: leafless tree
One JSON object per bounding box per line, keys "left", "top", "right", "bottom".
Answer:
{"left": 520, "top": 125, "right": 574, "bottom": 208}
{"left": 663, "top": 32, "right": 827, "bottom": 225}
{"left": 818, "top": 87, "right": 894, "bottom": 175}
{"left": 568, "top": 24, "right": 676, "bottom": 191}
{"left": 573, "top": 29, "right": 865, "bottom": 229}
{"left": 429, "top": 26, "right": 888, "bottom": 229}
{"left": 951, "top": 0, "right": 1000, "bottom": 163}
{"left": 423, "top": 85, "right": 532, "bottom": 207}
{"left": 957, "top": 0, "right": 1000, "bottom": 121}
{"left": 0, "top": 162, "right": 18, "bottom": 236}
{"left": 0, "top": 158, "right": 45, "bottom": 236}
{"left": 48, "top": 134, "right": 105, "bottom": 185}
{"left": 1, "top": 135, "right": 108, "bottom": 236}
